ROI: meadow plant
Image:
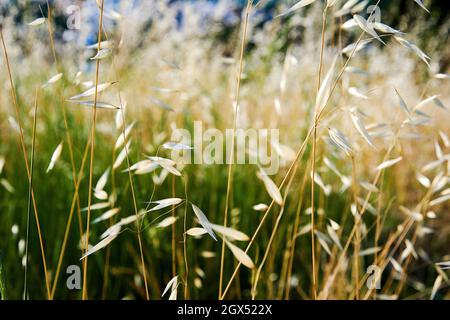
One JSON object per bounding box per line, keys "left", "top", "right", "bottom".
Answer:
{"left": 0, "top": 0, "right": 449, "bottom": 300}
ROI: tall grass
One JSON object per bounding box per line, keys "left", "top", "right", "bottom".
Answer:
{"left": 0, "top": 0, "right": 449, "bottom": 300}
{"left": 0, "top": 256, "right": 6, "bottom": 300}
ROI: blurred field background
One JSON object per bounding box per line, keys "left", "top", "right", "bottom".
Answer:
{"left": 0, "top": 0, "right": 449, "bottom": 300}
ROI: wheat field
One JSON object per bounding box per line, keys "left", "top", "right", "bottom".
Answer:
{"left": 0, "top": 0, "right": 449, "bottom": 300}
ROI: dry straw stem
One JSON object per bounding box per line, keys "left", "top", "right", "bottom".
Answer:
{"left": 0, "top": 29, "right": 51, "bottom": 299}
{"left": 218, "top": 0, "right": 253, "bottom": 299}
{"left": 82, "top": 0, "right": 105, "bottom": 300}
